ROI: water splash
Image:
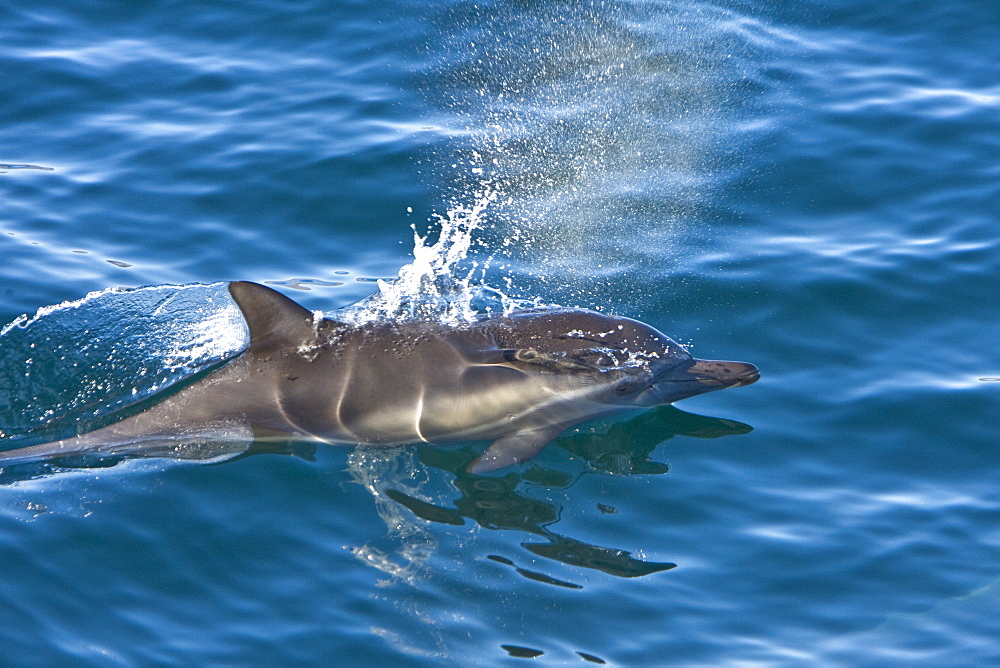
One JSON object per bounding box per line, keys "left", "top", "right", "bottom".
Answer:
{"left": 346, "top": 186, "right": 539, "bottom": 326}
{"left": 345, "top": 447, "right": 439, "bottom": 584}
{"left": 415, "top": 1, "right": 757, "bottom": 310}
{"left": 347, "top": 1, "right": 757, "bottom": 322}
{"left": 0, "top": 283, "right": 246, "bottom": 441}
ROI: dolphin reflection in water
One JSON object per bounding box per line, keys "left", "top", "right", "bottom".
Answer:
{"left": 0, "top": 281, "right": 758, "bottom": 472}
{"left": 386, "top": 406, "right": 755, "bottom": 579}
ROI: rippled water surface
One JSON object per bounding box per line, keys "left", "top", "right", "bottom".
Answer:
{"left": 2, "top": 1, "right": 998, "bottom": 664}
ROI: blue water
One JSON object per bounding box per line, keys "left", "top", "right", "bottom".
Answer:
{"left": 2, "top": 0, "right": 999, "bottom": 664}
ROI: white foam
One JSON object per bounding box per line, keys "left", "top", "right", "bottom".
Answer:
{"left": 347, "top": 187, "right": 534, "bottom": 326}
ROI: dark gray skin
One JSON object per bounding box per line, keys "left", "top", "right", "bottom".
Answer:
{"left": 0, "top": 282, "right": 759, "bottom": 473}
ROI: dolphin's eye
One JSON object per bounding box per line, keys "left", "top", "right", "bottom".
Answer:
{"left": 501, "top": 348, "right": 601, "bottom": 374}
{"left": 575, "top": 349, "right": 618, "bottom": 368}
{"left": 503, "top": 348, "right": 539, "bottom": 363}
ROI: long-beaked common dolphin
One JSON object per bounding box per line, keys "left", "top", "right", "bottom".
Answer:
{"left": 0, "top": 281, "right": 758, "bottom": 472}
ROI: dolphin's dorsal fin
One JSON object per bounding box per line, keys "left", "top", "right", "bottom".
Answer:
{"left": 228, "top": 281, "right": 318, "bottom": 353}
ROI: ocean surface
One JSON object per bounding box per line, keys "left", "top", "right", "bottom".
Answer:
{"left": 1, "top": 0, "right": 998, "bottom": 664}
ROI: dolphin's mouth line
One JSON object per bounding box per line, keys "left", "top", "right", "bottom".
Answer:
{"left": 651, "top": 376, "right": 750, "bottom": 392}
{"left": 686, "top": 373, "right": 760, "bottom": 389}
{"left": 696, "top": 368, "right": 761, "bottom": 388}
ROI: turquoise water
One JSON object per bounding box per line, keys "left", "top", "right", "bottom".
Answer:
{"left": 2, "top": 0, "right": 999, "bottom": 664}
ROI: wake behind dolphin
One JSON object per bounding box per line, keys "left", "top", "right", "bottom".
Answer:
{"left": 0, "top": 282, "right": 757, "bottom": 472}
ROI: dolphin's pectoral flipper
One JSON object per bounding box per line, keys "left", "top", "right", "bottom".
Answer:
{"left": 468, "top": 425, "right": 566, "bottom": 474}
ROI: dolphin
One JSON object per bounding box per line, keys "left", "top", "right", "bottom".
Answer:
{"left": 0, "top": 281, "right": 758, "bottom": 472}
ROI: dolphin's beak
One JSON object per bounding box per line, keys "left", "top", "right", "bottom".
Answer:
{"left": 637, "top": 358, "right": 759, "bottom": 405}
{"left": 684, "top": 359, "right": 760, "bottom": 389}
